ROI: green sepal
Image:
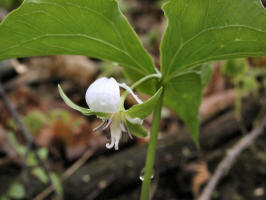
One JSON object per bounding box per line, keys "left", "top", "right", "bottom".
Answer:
{"left": 58, "top": 84, "right": 110, "bottom": 119}
{"left": 125, "top": 87, "right": 163, "bottom": 120}
{"left": 126, "top": 121, "right": 148, "bottom": 138}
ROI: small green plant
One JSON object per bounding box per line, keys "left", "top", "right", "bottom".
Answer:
{"left": 22, "top": 110, "right": 48, "bottom": 135}
{"left": 222, "top": 59, "right": 263, "bottom": 118}
{"left": 0, "top": 0, "right": 266, "bottom": 199}
{"left": 5, "top": 131, "right": 63, "bottom": 199}
{"left": 1, "top": 181, "right": 26, "bottom": 200}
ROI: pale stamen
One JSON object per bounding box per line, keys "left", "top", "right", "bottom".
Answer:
{"left": 127, "top": 129, "right": 133, "bottom": 140}
{"left": 93, "top": 120, "right": 107, "bottom": 132}
{"left": 102, "top": 119, "right": 112, "bottom": 130}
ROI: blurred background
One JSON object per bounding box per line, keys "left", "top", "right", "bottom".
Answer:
{"left": 0, "top": 0, "right": 266, "bottom": 199}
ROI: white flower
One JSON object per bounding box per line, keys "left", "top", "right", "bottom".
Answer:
{"left": 59, "top": 75, "right": 163, "bottom": 150}
{"left": 85, "top": 77, "right": 120, "bottom": 113}
{"left": 85, "top": 77, "right": 142, "bottom": 150}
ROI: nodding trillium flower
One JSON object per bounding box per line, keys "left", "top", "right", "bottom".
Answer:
{"left": 85, "top": 77, "right": 143, "bottom": 150}
{"left": 58, "top": 77, "right": 162, "bottom": 150}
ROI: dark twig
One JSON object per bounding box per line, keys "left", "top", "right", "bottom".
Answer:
{"left": 22, "top": 142, "right": 33, "bottom": 199}
{"left": 198, "top": 115, "right": 266, "bottom": 200}
{"left": 0, "top": 83, "right": 51, "bottom": 184}
{"left": 0, "top": 84, "right": 33, "bottom": 143}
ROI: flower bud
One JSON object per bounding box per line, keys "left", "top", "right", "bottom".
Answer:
{"left": 85, "top": 77, "right": 120, "bottom": 113}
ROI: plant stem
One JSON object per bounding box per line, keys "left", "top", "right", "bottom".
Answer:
{"left": 120, "top": 73, "right": 161, "bottom": 104}
{"left": 140, "top": 89, "right": 164, "bottom": 200}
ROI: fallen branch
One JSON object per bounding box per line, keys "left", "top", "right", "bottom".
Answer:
{"left": 198, "top": 115, "right": 266, "bottom": 200}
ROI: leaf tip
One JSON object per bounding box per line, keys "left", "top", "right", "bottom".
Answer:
{"left": 57, "top": 83, "right": 62, "bottom": 91}
{"left": 191, "top": 129, "right": 200, "bottom": 149}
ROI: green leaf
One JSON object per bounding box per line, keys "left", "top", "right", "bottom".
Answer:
{"left": 126, "top": 121, "right": 148, "bottom": 138}
{"left": 0, "top": 195, "right": 9, "bottom": 200}
{"left": 0, "top": 0, "right": 156, "bottom": 89}
{"left": 161, "top": 0, "right": 266, "bottom": 81}
{"left": 31, "top": 167, "right": 49, "bottom": 184}
{"left": 23, "top": 110, "right": 48, "bottom": 135}
{"left": 7, "top": 132, "right": 26, "bottom": 156}
{"left": 38, "top": 147, "right": 48, "bottom": 161}
{"left": 125, "top": 87, "right": 163, "bottom": 119}
{"left": 51, "top": 173, "right": 63, "bottom": 198}
{"left": 8, "top": 182, "right": 25, "bottom": 199}
{"left": 26, "top": 148, "right": 48, "bottom": 166}
{"left": 49, "top": 109, "right": 71, "bottom": 123}
{"left": 200, "top": 63, "right": 213, "bottom": 87}
{"left": 164, "top": 72, "right": 204, "bottom": 145}
{"left": 27, "top": 152, "right": 38, "bottom": 166}
{"left": 221, "top": 59, "right": 248, "bottom": 78}
{"left": 58, "top": 84, "right": 110, "bottom": 118}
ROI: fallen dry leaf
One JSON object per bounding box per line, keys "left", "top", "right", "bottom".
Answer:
{"left": 50, "top": 55, "right": 98, "bottom": 87}
{"left": 200, "top": 89, "right": 236, "bottom": 121}
{"left": 187, "top": 161, "right": 210, "bottom": 198}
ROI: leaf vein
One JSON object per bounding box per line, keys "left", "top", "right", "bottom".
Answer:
{"left": 167, "top": 24, "right": 266, "bottom": 77}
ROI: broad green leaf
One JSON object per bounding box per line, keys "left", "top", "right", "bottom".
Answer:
{"left": 58, "top": 84, "right": 109, "bottom": 118}
{"left": 125, "top": 87, "right": 163, "bottom": 119}
{"left": 0, "top": 0, "right": 157, "bottom": 91}
{"left": 161, "top": 0, "right": 266, "bottom": 81}
{"left": 126, "top": 121, "right": 148, "bottom": 138}
{"left": 164, "top": 71, "right": 206, "bottom": 144}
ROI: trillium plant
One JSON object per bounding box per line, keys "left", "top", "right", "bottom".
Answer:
{"left": 0, "top": 0, "right": 266, "bottom": 199}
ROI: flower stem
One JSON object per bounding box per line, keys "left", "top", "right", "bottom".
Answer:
{"left": 120, "top": 73, "right": 161, "bottom": 104}
{"left": 140, "top": 88, "right": 164, "bottom": 200}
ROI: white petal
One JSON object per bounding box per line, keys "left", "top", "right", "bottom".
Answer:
{"left": 106, "top": 140, "right": 115, "bottom": 149}
{"left": 106, "top": 118, "right": 121, "bottom": 150}
{"left": 85, "top": 77, "right": 120, "bottom": 113}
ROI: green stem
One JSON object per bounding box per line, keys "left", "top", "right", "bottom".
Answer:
{"left": 140, "top": 88, "right": 164, "bottom": 200}
{"left": 120, "top": 73, "right": 161, "bottom": 104}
